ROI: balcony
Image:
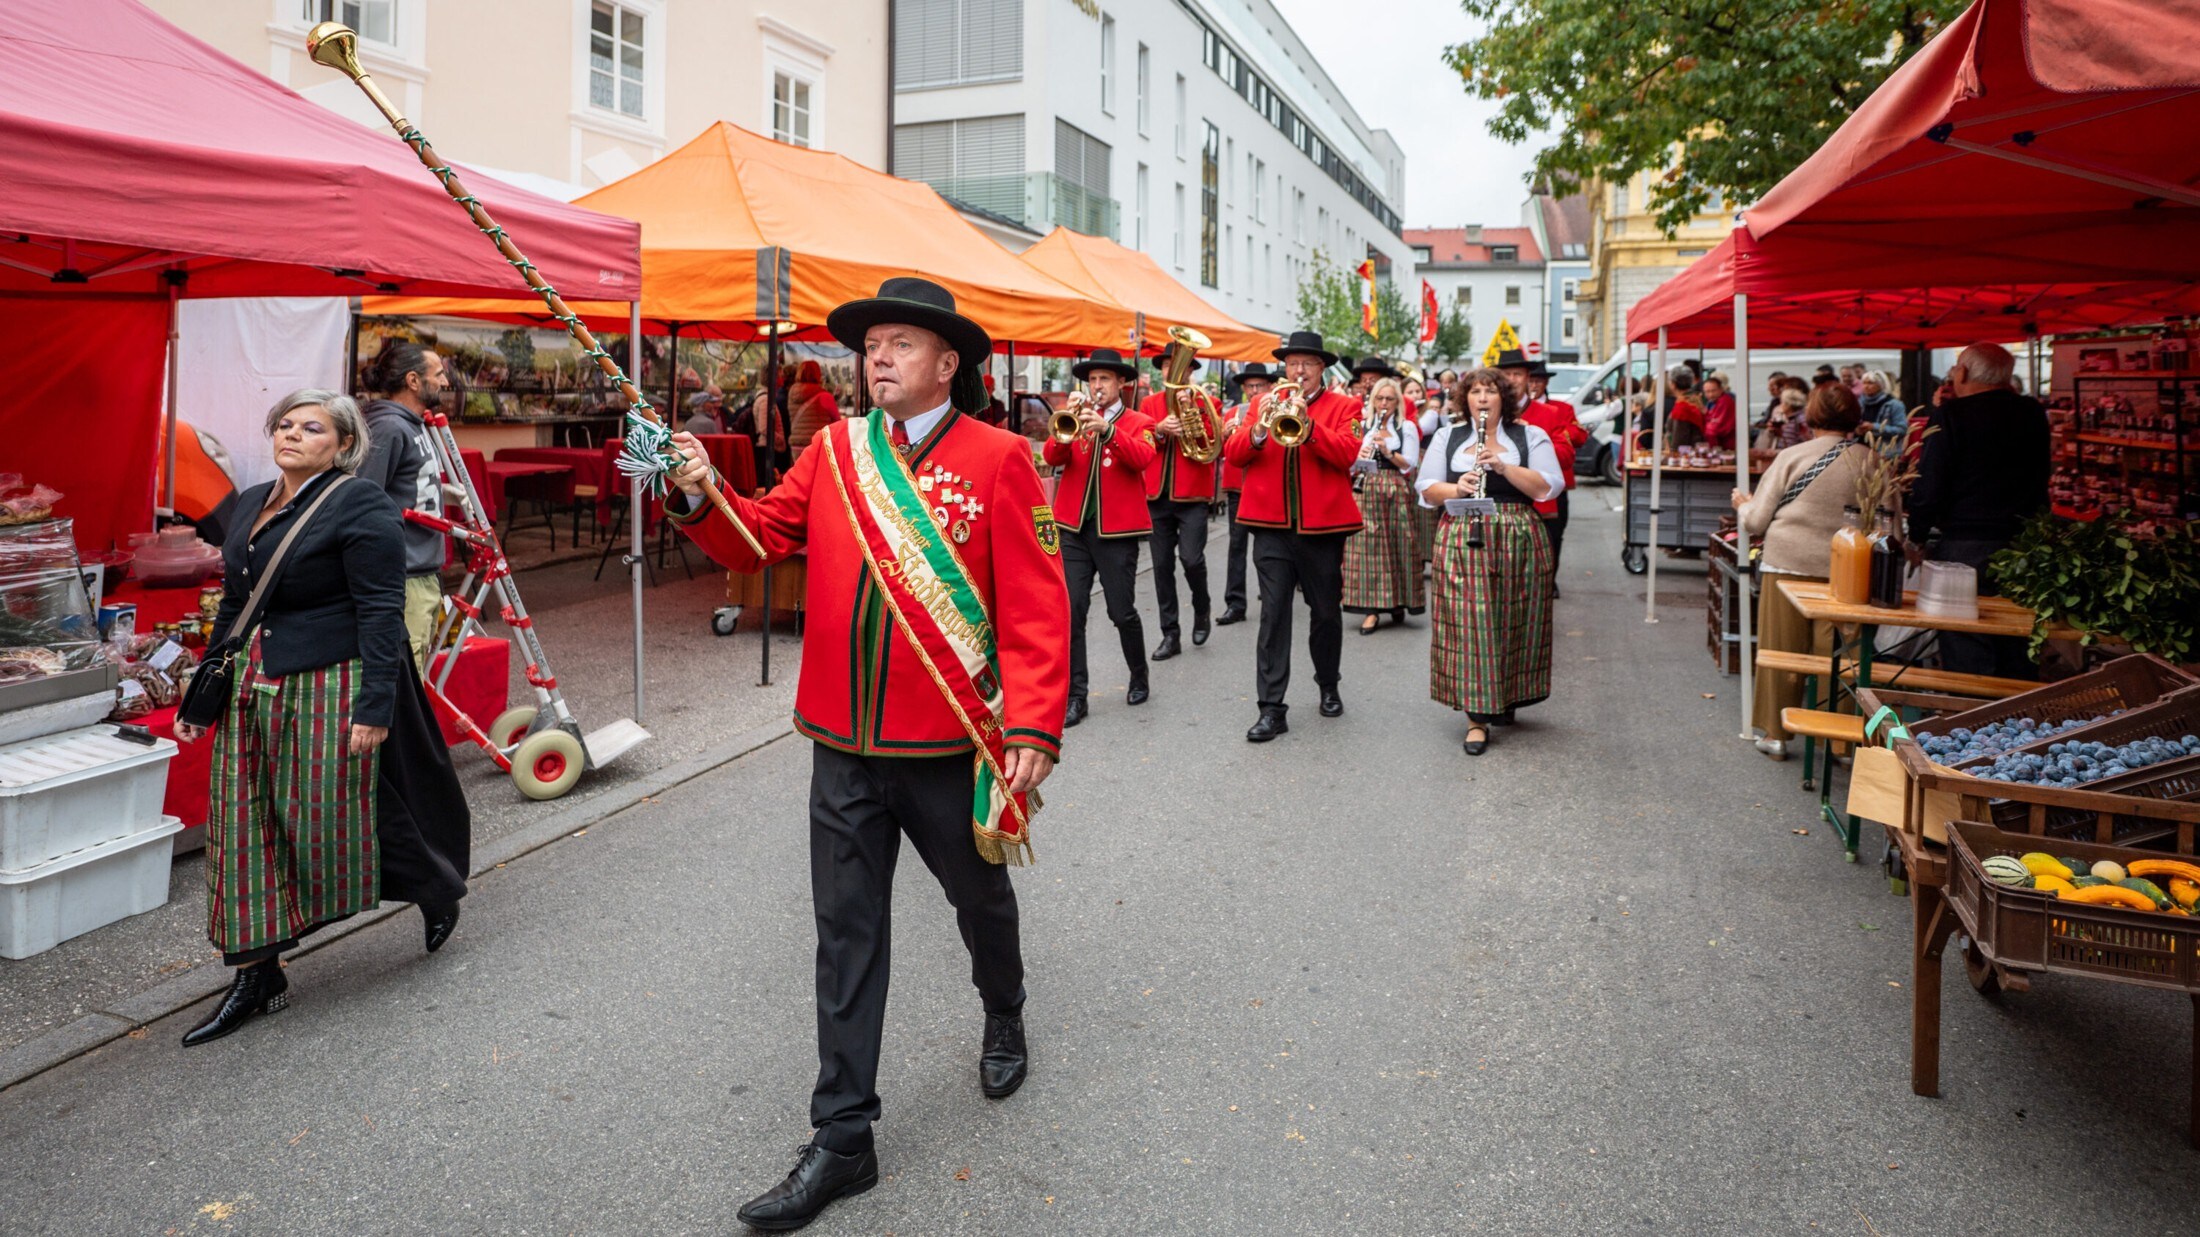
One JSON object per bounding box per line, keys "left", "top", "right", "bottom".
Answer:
{"left": 909, "top": 173, "right": 1120, "bottom": 241}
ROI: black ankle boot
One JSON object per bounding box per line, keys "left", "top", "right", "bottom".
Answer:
{"left": 422, "top": 900, "right": 461, "bottom": 953}
{"left": 181, "top": 961, "right": 290, "bottom": 1047}
{"left": 1119, "top": 623, "right": 1150, "bottom": 705}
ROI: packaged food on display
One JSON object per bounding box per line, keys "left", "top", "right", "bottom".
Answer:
{"left": 0, "top": 481, "right": 62, "bottom": 526}
{"left": 0, "top": 564, "right": 104, "bottom": 683}
{"left": 131, "top": 526, "right": 222, "bottom": 588}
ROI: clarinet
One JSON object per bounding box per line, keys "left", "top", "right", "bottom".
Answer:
{"left": 1463, "top": 404, "right": 1495, "bottom": 548}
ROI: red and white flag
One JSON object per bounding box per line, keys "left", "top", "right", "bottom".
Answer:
{"left": 1419, "top": 280, "right": 1439, "bottom": 344}
{"left": 1356, "top": 259, "right": 1377, "bottom": 336}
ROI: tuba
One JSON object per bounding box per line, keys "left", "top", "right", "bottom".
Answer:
{"left": 1161, "top": 325, "right": 1223, "bottom": 464}
{"left": 1261, "top": 380, "right": 1313, "bottom": 447}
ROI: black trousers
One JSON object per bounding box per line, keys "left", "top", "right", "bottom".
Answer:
{"left": 1541, "top": 490, "right": 1570, "bottom": 576}
{"left": 1060, "top": 521, "right": 1145, "bottom": 698}
{"left": 1223, "top": 490, "right": 1251, "bottom": 613}
{"left": 1252, "top": 529, "right": 1347, "bottom": 710}
{"left": 1929, "top": 536, "right": 2038, "bottom": 680}
{"left": 1147, "top": 498, "right": 1211, "bottom": 637}
{"left": 808, "top": 744, "right": 1024, "bottom": 1153}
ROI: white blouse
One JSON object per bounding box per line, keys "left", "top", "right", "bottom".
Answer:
{"left": 1358, "top": 415, "right": 1422, "bottom": 473}
{"left": 1415, "top": 420, "right": 1565, "bottom": 508}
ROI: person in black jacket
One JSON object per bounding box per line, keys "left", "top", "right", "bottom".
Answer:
{"left": 173, "top": 389, "right": 470, "bottom": 1046}
{"left": 357, "top": 340, "right": 451, "bottom": 668}
{"left": 1906, "top": 342, "right": 2052, "bottom": 678}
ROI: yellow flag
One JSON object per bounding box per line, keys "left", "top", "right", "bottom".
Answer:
{"left": 1480, "top": 319, "right": 1522, "bottom": 367}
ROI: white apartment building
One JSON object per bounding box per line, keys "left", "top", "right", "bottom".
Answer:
{"left": 1405, "top": 225, "right": 1546, "bottom": 360}
{"left": 152, "top": 0, "right": 890, "bottom": 195}
{"left": 890, "top": 0, "right": 1412, "bottom": 333}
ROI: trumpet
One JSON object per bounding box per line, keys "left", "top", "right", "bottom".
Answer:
{"left": 1260, "top": 380, "right": 1312, "bottom": 447}
{"left": 1050, "top": 385, "right": 1093, "bottom": 445}
{"left": 1161, "top": 325, "right": 1223, "bottom": 464}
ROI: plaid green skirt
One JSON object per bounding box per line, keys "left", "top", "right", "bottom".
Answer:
{"left": 1343, "top": 469, "right": 1426, "bottom": 613}
{"left": 204, "top": 645, "right": 381, "bottom": 955}
{"left": 1411, "top": 499, "right": 1439, "bottom": 566}
{"left": 1428, "top": 505, "right": 1554, "bottom": 716}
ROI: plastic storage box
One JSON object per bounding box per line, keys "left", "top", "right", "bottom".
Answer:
{"left": 0, "top": 726, "right": 177, "bottom": 872}
{"left": 0, "top": 815, "right": 183, "bottom": 958}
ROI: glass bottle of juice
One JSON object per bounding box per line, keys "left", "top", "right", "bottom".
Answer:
{"left": 1829, "top": 505, "right": 1873, "bottom": 605}
{"left": 1868, "top": 508, "right": 1907, "bottom": 608}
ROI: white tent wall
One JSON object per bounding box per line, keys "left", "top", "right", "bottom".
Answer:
{"left": 175, "top": 297, "right": 351, "bottom": 495}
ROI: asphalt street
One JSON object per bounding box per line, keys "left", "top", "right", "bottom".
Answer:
{"left": 5, "top": 493, "right": 2197, "bottom": 1235}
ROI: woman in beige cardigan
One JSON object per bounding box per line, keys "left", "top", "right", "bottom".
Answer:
{"left": 1731, "top": 384, "right": 1869, "bottom": 759}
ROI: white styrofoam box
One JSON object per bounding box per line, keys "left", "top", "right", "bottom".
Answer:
{"left": 0, "top": 727, "right": 177, "bottom": 873}
{"left": 0, "top": 815, "right": 184, "bottom": 958}
{"left": 0, "top": 688, "right": 117, "bottom": 748}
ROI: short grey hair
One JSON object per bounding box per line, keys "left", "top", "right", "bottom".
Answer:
{"left": 263, "top": 388, "right": 369, "bottom": 474}
{"left": 1957, "top": 342, "right": 2016, "bottom": 388}
{"left": 1862, "top": 369, "right": 1895, "bottom": 393}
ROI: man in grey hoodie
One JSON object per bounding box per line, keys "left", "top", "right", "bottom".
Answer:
{"left": 359, "top": 340, "right": 451, "bottom": 667}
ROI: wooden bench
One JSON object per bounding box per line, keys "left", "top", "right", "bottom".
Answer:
{"left": 1781, "top": 708, "right": 1866, "bottom": 744}
{"left": 1754, "top": 649, "right": 2037, "bottom": 699}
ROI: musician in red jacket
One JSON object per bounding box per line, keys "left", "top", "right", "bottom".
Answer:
{"left": 1138, "top": 347, "right": 1221, "bottom": 662}
{"left": 664, "top": 277, "right": 1069, "bottom": 1233}
{"left": 1215, "top": 362, "right": 1276, "bottom": 627}
{"left": 1500, "top": 351, "right": 1591, "bottom": 596}
{"left": 1043, "top": 347, "right": 1158, "bottom": 726}
{"left": 1222, "top": 330, "right": 1365, "bottom": 741}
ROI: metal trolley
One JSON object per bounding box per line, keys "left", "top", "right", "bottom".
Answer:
{"left": 1620, "top": 461, "right": 1762, "bottom": 574}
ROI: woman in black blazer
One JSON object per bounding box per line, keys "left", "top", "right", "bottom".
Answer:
{"left": 174, "top": 389, "right": 470, "bottom": 1046}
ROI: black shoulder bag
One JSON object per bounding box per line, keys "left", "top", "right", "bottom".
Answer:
{"left": 178, "top": 475, "right": 353, "bottom": 728}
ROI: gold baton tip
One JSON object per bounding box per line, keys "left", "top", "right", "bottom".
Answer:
{"left": 305, "top": 23, "right": 366, "bottom": 79}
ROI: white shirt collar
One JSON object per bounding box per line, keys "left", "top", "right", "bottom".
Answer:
{"left": 892, "top": 399, "right": 953, "bottom": 446}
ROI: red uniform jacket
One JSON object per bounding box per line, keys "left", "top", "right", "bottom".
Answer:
{"left": 1218, "top": 403, "right": 1253, "bottom": 493}
{"left": 1043, "top": 402, "right": 1158, "bottom": 536}
{"left": 673, "top": 410, "right": 1070, "bottom": 761}
{"left": 1520, "top": 398, "right": 1589, "bottom": 516}
{"left": 1222, "top": 388, "right": 1365, "bottom": 534}
{"left": 1138, "top": 390, "right": 1220, "bottom": 503}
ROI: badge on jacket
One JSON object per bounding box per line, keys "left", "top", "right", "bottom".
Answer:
{"left": 1034, "top": 507, "right": 1059, "bottom": 556}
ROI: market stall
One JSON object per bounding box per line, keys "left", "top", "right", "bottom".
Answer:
{"left": 1018, "top": 227, "right": 1277, "bottom": 361}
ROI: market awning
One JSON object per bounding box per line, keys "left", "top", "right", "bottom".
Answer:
{"left": 1018, "top": 228, "right": 1277, "bottom": 361}
{"left": 0, "top": 0, "right": 641, "bottom": 300}
{"left": 375, "top": 122, "right": 1134, "bottom": 354}
{"left": 1627, "top": 0, "right": 2200, "bottom": 348}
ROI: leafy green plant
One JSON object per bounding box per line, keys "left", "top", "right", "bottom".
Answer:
{"left": 1293, "top": 251, "right": 1419, "bottom": 359}
{"left": 1988, "top": 511, "right": 2200, "bottom": 661}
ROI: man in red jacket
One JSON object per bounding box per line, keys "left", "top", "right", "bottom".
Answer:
{"left": 1044, "top": 347, "right": 1158, "bottom": 726}
{"left": 1223, "top": 331, "right": 1365, "bottom": 741}
{"left": 1501, "top": 351, "right": 1590, "bottom": 596}
{"left": 1215, "top": 362, "right": 1276, "bottom": 627}
{"left": 664, "top": 277, "right": 1069, "bottom": 1232}
{"left": 1139, "top": 347, "right": 1222, "bottom": 662}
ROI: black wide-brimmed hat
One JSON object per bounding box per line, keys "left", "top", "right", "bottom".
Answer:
{"left": 1493, "top": 348, "right": 1531, "bottom": 370}
{"left": 827, "top": 277, "right": 992, "bottom": 372}
{"left": 1272, "top": 330, "right": 1338, "bottom": 366}
{"left": 1072, "top": 348, "right": 1140, "bottom": 381}
{"left": 1351, "top": 355, "right": 1397, "bottom": 378}
{"left": 1524, "top": 358, "right": 1553, "bottom": 379}
{"left": 1234, "top": 362, "right": 1278, "bottom": 383}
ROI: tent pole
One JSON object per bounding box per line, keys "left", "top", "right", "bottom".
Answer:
{"left": 161, "top": 269, "right": 184, "bottom": 515}
{"left": 629, "top": 301, "right": 647, "bottom": 723}
{"left": 1645, "top": 328, "right": 1668, "bottom": 625}
{"left": 1005, "top": 340, "right": 1016, "bottom": 425}
{"left": 1733, "top": 294, "right": 1754, "bottom": 741}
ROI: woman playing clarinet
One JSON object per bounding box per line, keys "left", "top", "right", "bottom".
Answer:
{"left": 1343, "top": 377, "right": 1425, "bottom": 633}
{"left": 1417, "top": 368, "right": 1565, "bottom": 755}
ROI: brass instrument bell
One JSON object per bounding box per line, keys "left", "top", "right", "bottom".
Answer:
{"left": 1160, "top": 325, "right": 1223, "bottom": 464}
{"left": 1262, "top": 380, "right": 1312, "bottom": 447}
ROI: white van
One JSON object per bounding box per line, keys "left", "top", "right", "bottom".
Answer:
{"left": 1568, "top": 347, "right": 1914, "bottom": 484}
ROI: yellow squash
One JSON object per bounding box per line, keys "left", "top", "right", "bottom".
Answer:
{"left": 2058, "top": 885, "right": 2159, "bottom": 911}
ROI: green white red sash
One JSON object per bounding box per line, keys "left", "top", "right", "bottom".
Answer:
{"left": 822, "top": 410, "right": 1035, "bottom": 865}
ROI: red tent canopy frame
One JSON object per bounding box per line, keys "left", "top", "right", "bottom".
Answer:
{"left": 1629, "top": 0, "right": 2200, "bottom": 349}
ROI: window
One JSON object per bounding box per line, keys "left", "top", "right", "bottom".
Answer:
{"left": 303, "top": 0, "right": 394, "bottom": 46}
{"left": 894, "top": 0, "right": 1022, "bottom": 89}
{"left": 1250, "top": 157, "right": 1264, "bottom": 222}
{"left": 1490, "top": 245, "right": 1517, "bottom": 263}
{"left": 1136, "top": 44, "right": 1150, "bottom": 135}
{"left": 1705, "top": 187, "right": 1724, "bottom": 214}
{"left": 1505, "top": 285, "right": 1521, "bottom": 306}
{"left": 1135, "top": 163, "right": 1148, "bottom": 249}
{"left": 1454, "top": 286, "right": 1471, "bottom": 306}
{"left": 1199, "top": 122, "right": 1220, "bottom": 287}
{"left": 1561, "top": 277, "right": 1579, "bottom": 305}
{"left": 1224, "top": 137, "right": 1234, "bottom": 208}
{"left": 1292, "top": 190, "right": 1305, "bottom": 243}
{"left": 1613, "top": 181, "right": 1629, "bottom": 216}
{"left": 1174, "top": 184, "right": 1187, "bottom": 269}
{"left": 1099, "top": 15, "right": 1115, "bottom": 114}
{"left": 1262, "top": 242, "right": 1271, "bottom": 302}
{"left": 1054, "top": 119, "right": 1113, "bottom": 236}
{"left": 893, "top": 115, "right": 1025, "bottom": 218}
{"left": 772, "top": 72, "right": 812, "bottom": 147}
{"left": 1223, "top": 224, "right": 1233, "bottom": 287}
{"left": 1412, "top": 245, "right": 1432, "bottom": 263}
{"left": 1561, "top": 315, "right": 1577, "bottom": 344}
{"left": 1245, "top": 235, "right": 1254, "bottom": 297}
{"left": 589, "top": 2, "right": 647, "bottom": 118}
{"left": 1173, "top": 75, "right": 1186, "bottom": 157}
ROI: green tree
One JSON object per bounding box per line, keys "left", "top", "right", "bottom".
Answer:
{"left": 1428, "top": 305, "right": 1476, "bottom": 367}
{"left": 1444, "top": 1, "right": 1968, "bottom": 235}
{"left": 1293, "top": 251, "right": 1419, "bottom": 359}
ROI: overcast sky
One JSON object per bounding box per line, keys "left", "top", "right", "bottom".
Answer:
{"left": 1266, "top": 0, "right": 1545, "bottom": 229}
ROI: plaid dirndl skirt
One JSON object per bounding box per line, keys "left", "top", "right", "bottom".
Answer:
{"left": 1343, "top": 469, "right": 1426, "bottom": 613}
{"left": 1428, "top": 505, "right": 1555, "bottom": 716}
{"left": 1411, "top": 500, "right": 1438, "bottom": 567}
{"left": 204, "top": 642, "right": 381, "bottom": 955}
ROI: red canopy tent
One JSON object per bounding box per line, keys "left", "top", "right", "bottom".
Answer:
{"left": 0, "top": 0, "right": 642, "bottom": 550}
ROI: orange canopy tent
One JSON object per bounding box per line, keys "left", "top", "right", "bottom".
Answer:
{"left": 374, "top": 122, "right": 1131, "bottom": 354}
{"left": 1018, "top": 227, "right": 1277, "bottom": 361}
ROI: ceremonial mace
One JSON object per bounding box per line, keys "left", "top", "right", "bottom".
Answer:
{"left": 306, "top": 22, "right": 764, "bottom": 556}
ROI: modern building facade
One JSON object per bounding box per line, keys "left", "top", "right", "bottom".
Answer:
{"left": 149, "top": 0, "right": 890, "bottom": 197}
{"left": 1404, "top": 225, "right": 1545, "bottom": 361}
{"left": 1575, "top": 167, "right": 1734, "bottom": 363}
{"left": 890, "top": 0, "right": 1412, "bottom": 333}
{"left": 1527, "top": 191, "right": 1592, "bottom": 364}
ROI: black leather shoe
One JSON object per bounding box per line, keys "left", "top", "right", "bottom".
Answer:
{"left": 1551, "top": 583, "right": 1562, "bottom": 599}
{"left": 1215, "top": 608, "right": 1247, "bottom": 626}
{"left": 1125, "top": 674, "right": 1150, "bottom": 707}
{"left": 422, "top": 900, "right": 461, "bottom": 954}
{"left": 181, "top": 962, "right": 289, "bottom": 1048}
{"left": 1463, "top": 726, "right": 1490, "bottom": 756}
{"left": 1150, "top": 633, "right": 1182, "bottom": 661}
{"left": 735, "top": 1141, "right": 879, "bottom": 1231}
{"left": 1318, "top": 688, "right": 1344, "bottom": 718}
{"left": 1246, "top": 708, "right": 1289, "bottom": 743}
{"left": 1063, "top": 697, "right": 1089, "bottom": 728}
{"left": 1191, "top": 612, "right": 1211, "bottom": 645}
{"left": 980, "top": 1012, "right": 1029, "bottom": 1099}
